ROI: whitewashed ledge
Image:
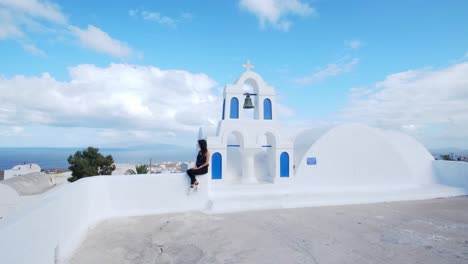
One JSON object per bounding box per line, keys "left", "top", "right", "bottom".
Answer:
{"left": 0, "top": 161, "right": 467, "bottom": 264}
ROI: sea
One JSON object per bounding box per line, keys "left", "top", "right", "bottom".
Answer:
{"left": 0, "top": 147, "right": 196, "bottom": 171}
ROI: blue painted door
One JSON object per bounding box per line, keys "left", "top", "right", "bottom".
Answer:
{"left": 280, "top": 152, "right": 289, "bottom": 177}
{"left": 212, "top": 152, "right": 222, "bottom": 180}
{"left": 264, "top": 98, "right": 272, "bottom": 120}
{"left": 230, "top": 97, "right": 239, "bottom": 119}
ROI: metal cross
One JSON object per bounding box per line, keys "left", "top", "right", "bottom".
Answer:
{"left": 242, "top": 60, "right": 254, "bottom": 71}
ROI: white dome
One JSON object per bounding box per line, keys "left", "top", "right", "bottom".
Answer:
{"left": 296, "top": 123, "right": 434, "bottom": 188}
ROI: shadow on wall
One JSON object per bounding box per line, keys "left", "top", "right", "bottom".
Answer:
{"left": 433, "top": 160, "right": 468, "bottom": 193}
{"left": 293, "top": 125, "right": 334, "bottom": 169}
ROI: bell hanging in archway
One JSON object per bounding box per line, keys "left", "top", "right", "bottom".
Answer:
{"left": 243, "top": 94, "right": 254, "bottom": 109}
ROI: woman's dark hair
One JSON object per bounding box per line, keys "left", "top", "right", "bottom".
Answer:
{"left": 198, "top": 139, "right": 208, "bottom": 155}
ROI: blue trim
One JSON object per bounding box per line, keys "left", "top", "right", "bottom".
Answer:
{"left": 230, "top": 97, "right": 239, "bottom": 119}
{"left": 280, "top": 152, "right": 289, "bottom": 177}
{"left": 264, "top": 98, "right": 272, "bottom": 120}
{"left": 262, "top": 145, "right": 272, "bottom": 147}
{"left": 307, "top": 157, "right": 317, "bottom": 165}
{"left": 227, "top": 144, "right": 240, "bottom": 147}
{"left": 222, "top": 99, "right": 225, "bottom": 120}
{"left": 212, "top": 152, "right": 222, "bottom": 180}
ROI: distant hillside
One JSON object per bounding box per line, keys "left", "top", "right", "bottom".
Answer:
{"left": 430, "top": 148, "right": 468, "bottom": 156}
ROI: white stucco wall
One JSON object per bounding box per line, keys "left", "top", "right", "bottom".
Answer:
{"left": 0, "top": 184, "right": 20, "bottom": 216}
{"left": 295, "top": 123, "right": 432, "bottom": 188}
{"left": 433, "top": 160, "right": 468, "bottom": 191}
{"left": 381, "top": 130, "right": 436, "bottom": 185}
{"left": 0, "top": 173, "right": 210, "bottom": 264}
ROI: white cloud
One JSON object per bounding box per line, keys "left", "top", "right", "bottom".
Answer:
{"left": 0, "top": 126, "right": 24, "bottom": 136}
{"left": 129, "top": 9, "right": 193, "bottom": 27}
{"left": 341, "top": 62, "right": 468, "bottom": 148}
{"left": 21, "top": 42, "right": 46, "bottom": 56}
{"left": 0, "top": 64, "right": 220, "bottom": 143}
{"left": 129, "top": 9, "right": 175, "bottom": 26}
{"left": 69, "top": 25, "right": 135, "bottom": 58}
{"left": 1, "top": 0, "right": 140, "bottom": 58}
{"left": 0, "top": 8, "right": 24, "bottom": 39}
{"left": 239, "top": 0, "right": 316, "bottom": 31}
{"left": 296, "top": 57, "right": 359, "bottom": 85}
{"left": 0, "top": 0, "right": 66, "bottom": 24}
{"left": 0, "top": 0, "right": 69, "bottom": 56}
{"left": 345, "top": 40, "right": 362, "bottom": 49}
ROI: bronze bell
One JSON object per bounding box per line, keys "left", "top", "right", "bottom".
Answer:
{"left": 243, "top": 94, "right": 254, "bottom": 109}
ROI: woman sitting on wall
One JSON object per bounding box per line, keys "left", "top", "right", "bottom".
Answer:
{"left": 186, "top": 139, "right": 210, "bottom": 189}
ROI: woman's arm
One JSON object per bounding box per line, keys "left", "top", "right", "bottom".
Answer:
{"left": 197, "top": 151, "right": 210, "bottom": 169}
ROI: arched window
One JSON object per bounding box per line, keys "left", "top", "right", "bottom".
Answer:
{"left": 212, "top": 152, "right": 222, "bottom": 180}
{"left": 280, "top": 152, "right": 289, "bottom": 177}
{"left": 222, "top": 99, "right": 226, "bottom": 120}
{"left": 230, "top": 97, "right": 239, "bottom": 119}
{"left": 263, "top": 98, "right": 272, "bottom": 120}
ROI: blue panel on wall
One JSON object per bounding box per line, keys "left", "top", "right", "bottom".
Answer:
{"left": 230, "top": 97, "right": 239, "bottom": 119}
{"left": 212, "top": 152, "right": 222, "bottom": 180}
{"left": 280, "top": 152, "right": 289, "bottom": 177}
{"left": 263, "top": 98, "right": 272, "bottom": 120}
{"left": 307, "top": 157, "right": 317, "bottom": 165}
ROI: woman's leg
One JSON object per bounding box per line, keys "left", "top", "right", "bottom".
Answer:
{"left": 190, "top": 167, "right": 208, "bottom": 184}
{"left": 186, "top": 169, "right": 196, "bottom": 185}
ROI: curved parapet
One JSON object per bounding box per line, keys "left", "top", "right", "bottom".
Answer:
{"left": 1, "top": 172, "right": 53, "bottom": 195}
{"left": 296, "top": 123, "right": 433, "bottom": 188}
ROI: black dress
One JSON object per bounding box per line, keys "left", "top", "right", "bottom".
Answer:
{"left": 187, "top": 151, "right": 208, "bottom": 184}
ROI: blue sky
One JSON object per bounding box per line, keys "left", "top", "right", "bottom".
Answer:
{"left": 0, "top": 0, "right": 468, "bottom": 149}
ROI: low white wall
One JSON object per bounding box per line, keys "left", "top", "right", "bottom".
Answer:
{"left": 0, "top": 184, "right": 19, "bottom": 216}
{"left": 433, "top": 160, "right": 468, "bottom": 191}
{"left": 0, "top": 173, "right": 209, "bottom": 264}
{"left": 1, "top": 161, "right": 466, "bottom": 264}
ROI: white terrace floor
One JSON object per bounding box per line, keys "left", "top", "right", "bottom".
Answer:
{"left": 69, "top": 196, "right": 468, "bottom": 264}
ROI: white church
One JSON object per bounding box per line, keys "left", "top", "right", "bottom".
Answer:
{"left": 199, "top": 61, "right": 454, "bottom": 196}
{"left": 0, "top": 61, "right": 467, "bottom": 264}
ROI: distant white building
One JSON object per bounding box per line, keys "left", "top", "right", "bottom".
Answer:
{"left": 4, "top": 163, "right": 41, "bottom": 180}
{"left": 180, "top": 162, "right": 189, "bottom": 172}
{"left": 112, "top": 163, "right": 137, "bottom": 175}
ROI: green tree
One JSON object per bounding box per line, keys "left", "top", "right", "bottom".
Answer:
{"left": 441, "top": 154, "right": 454, "bottom": 161}
{"left": 67, "top": 147, "right": 115, "bottom": 182}
{"left": 135, "top": 164, "right": 148, "bottom": 174}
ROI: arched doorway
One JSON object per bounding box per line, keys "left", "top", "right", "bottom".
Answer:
{"left": 280, "top": 152, "right": 289, "bottom": 177}
{"left": 226, "top": 131, "right": 243, "bottom": 182}
{"left": 212, "top": 152, "right": 222, "bottom": 180}
{"left": 254, "top": 132, "right": 276, "bottom": 183}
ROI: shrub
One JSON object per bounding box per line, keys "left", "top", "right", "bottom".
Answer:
{"left": 135, "top": 164, "right": 148, "bottom": 174}
{"left": 67, "top": 147, "right": 115, "bottom": 182}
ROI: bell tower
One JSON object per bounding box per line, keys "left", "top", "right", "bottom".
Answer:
{"left": 222, "top": 60, "right": 277, "bottom": 121}
{"left": 204, "top": 60, "right": 294, "bottom": 186}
